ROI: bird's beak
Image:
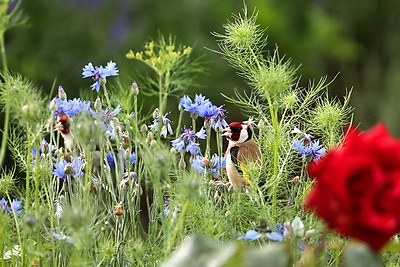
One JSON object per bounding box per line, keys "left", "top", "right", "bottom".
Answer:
{"left": 222, "top": 127, "right": 232, "bottom": 138}
{"left": 54, "top": 122, "right": 64, "bottom": 132}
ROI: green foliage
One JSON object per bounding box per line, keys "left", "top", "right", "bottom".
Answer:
{"left": 1, "top": 4, "right": 400, "bottom": 267}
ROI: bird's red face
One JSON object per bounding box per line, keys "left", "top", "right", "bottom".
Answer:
{"left": 54, "top": 115, "right": 71, "bottom": 135}
{"left": 222, "top": 122, "right": 243, "bottom": 142}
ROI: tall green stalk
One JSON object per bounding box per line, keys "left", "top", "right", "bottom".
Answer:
{"left": 0, "top": 32, "right": 8, "bottom": 168}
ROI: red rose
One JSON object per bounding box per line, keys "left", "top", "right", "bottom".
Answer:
{"left": 304, "top": 123, "right": 400, "bottom": 251}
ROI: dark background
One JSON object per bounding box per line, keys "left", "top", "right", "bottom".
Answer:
{"left": 5, "top": 0, "right": 400, "bottom": 134}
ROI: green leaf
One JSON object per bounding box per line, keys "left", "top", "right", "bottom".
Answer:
{"left": 161, "top": 235, "right": 238, "bottom": 267}
{"left": 343, "top": 243, "right": 383, "bottom": 267}
{"left": 245, "top": 244, "right": 290, "bottom": 267}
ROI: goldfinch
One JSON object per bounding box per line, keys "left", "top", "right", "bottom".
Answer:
{"left": 54, "top": 115, "right": 74, "bottom": 152}
{"left": 222, "top": 122, "right": 261, "bottom": 190}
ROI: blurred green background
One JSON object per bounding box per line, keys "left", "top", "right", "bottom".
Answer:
{"left": 5, "top": 0, "right": 400, "bottom": 134}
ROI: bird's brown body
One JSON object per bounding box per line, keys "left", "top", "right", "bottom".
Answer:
{"left": 223, "top": 122, "right": 261, "bottom": 190}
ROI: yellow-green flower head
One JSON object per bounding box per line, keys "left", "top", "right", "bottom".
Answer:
{"left": 224, "top": 13, "right": 262, "bottom": 49}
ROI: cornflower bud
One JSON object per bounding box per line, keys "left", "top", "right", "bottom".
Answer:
{"left": 63, "top": 164, "right": 73, "bottom": 176}
{"left": 49, "top": 98, "right": 58, "bottom": 112}
{"left": 153, "top": 108, "right": 160, "bottom": 120}
{"left": 131, "top": 81, "right": 139, "bottom": 96}
{"left": 99, "top": 77, "right": 107, "bottom": 86}
{"left": 94, "top": 98, "right": 102, "bottom": 111}
{"left": 58, "top": 86, "right": 67, "bottom": 100}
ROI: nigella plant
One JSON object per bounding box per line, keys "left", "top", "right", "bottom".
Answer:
{"left": 82, "top": 61, "right": 119, "bottom": 92}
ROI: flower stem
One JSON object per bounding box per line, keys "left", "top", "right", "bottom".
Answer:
{"left": 247, "top": 44, "right": 280, "bottom": 220}
{"left": 0, "top": 105, "right": 10, "bottom": 168}
{"left": 175, "top": 108, "right": 184, "bottom": 139}
{"left": 25, "top": 127, "right": 32, "bottom": 206}
{"left": 102, "top": 84, "right": 112, "bottom": 108}
{"left": 133, "top": 94, "right": 139, "bottom": 173}
{"left": 0, "top": 31, "right": 9, "bottom": 168}
{"left": 205, "top": 125, "right": 211, "bottom": 159}
{"left": 0, "top": 33, "right": 8, "bottom": 72}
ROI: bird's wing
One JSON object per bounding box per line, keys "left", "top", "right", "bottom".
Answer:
{"left": 229, "top": 146, "right": 255, "bottom": 188}
{"left": 229, "top": 146, "right": 243, "bottom": 175}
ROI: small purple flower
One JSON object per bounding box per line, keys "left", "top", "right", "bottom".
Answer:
{"left": 171, "top": 128, "right": 206, "bottom": 155}
{"left": 82, "top": 61, "right": 119, "bottom": 92}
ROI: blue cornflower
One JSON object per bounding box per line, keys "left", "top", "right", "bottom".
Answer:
{"left": 90, "top": 105, "right": 122, "bottom": 138}
{"left": 211, "top": 105, "right": 229, "bottom": 130}
{"left": 0, "top": 198, "right": 7, "bottom": 210}
{"left": 82, "top": 61, "right": 119, "bottom": 92}
{"left": 10, "top": 199, "right": 23, "bottom": 216}
{"left": 179, "top": 94, "right": 212, "bottom": 114}
{"left": 162, "top": 198, "right": 171, "bottom": 217}
{"left": 0, "top": 198, "right": 23, "bottom": 216}
{"left": 191, "top": 156, "right": 206, "bottom": 175}
{"left": 122, "top": 149, "right": 137, "bottom": 165}
{"left": 106, "top": 152, "right": 116, "bottom": 169}
{"left": 238, "top": 230, "right": 262, "bottom": 241}
{"left": 53, "top": 160, "right": 69, "bottom": 180}
{"left": 211, "top": 154, "right": 226, "bottom": 177}
{"left": 238, "top": 229, "right": 283, "bottom": 242}
{"left": 293, "top": 139, "right": 326, "bottom": 161}
{"left": 197, "top": 103, "right": 219, "bottom": 118}
{"left": 275, "top": 224, "right": 285, "bottom": 235}
{"left": 266, "top": 231, "right": 284, "bottom": 242}
{"left": 50, "top": 232, "right": 75, "bottom": 244}
{"left": 53, "top": 157, "right": 85, "bottom": 180}
{"left": 50, "top": 97, "right": 92, "bottom": 118}
{"left": 171, "top": 128, "right": 206, "bottom": 155}
{"left": 31, "top": 147, "right": 41, "bottom": 158}
{"left": 106, "top": 150, "right": 136, "bottom": 169}
{"left": 59, "top": 98, "right": 92, "bottom": 117}
{"left": 192, "top": 154, "right": 226, "bottom": 177}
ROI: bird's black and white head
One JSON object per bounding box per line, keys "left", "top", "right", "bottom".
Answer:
{"left": 222, "top": 122, "right": 253, "bottom": 144}
{"left": 54, "top": 115, "right": 71, "bottom": 135}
